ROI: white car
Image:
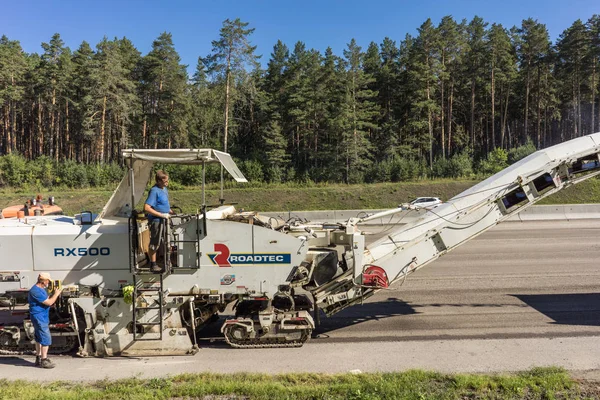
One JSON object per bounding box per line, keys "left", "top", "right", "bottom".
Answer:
{"left": 401, "top": 197, "right": 443, "bottom": 210}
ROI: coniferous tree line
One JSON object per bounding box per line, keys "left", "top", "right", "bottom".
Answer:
{"left": 1, "top": 15, "right": 600, "bottom": 186}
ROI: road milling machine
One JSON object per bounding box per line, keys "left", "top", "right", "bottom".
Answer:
{"left": 1, "top": 134, "right": 600, "bottom": 356}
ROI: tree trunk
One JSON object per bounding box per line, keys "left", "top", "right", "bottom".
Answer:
{"left": 491, "top": 64, "right": 495, "bottom": 149}
{"left": 99, "top": 95, "right": 106, "bottom": 163}
{"left": 8, "top": 74, "right": 15, "bottom": 153}
{"left": 577, "top": 69, "right": 582, "bottom": 136}
{"left": 448, "top": 81, "right": 454, "bottom": 155}
{"left": 470, "top": 79, "right": 475, "bottom": 149}
{"left": 591, "top": 62, "right": 596, "bottom": 133}
{"left": 11, "top": 100, "right": 17, "bottom": 152}
{"left": 427, "top": 82, "right": 433, "bottom": 168}
{"left": 51, "top": 88, "right": 56, "bottom": 160}
{"left": 536, "top": 66, "right": 542, "bottom": 147}
{"left": 25, "top": 106, "right": 30, "bottom": 158}
{"left": 65, "top": 100, "right": 70, "bottom": 159}
{"left": 525, "top": 63, "right": 531, "bottom": 144}
{"left": 142, "top": 116, "right": 147, "bottom": 148}
{"left": 501, "top": 85, "right": 510, "bottom": 150}
{"left": 4, "top": 106, "right": 10, "bottom": 154}
{"left": 544, "top": 105, "right": 548, "bottom": 147}
{"left": 573, "top": 79, "right": 578, "bottom": 138}
{"left": 224, "top": 66, "right": 231, "bottom": 152}
{"left": 38, "top": 96, "right": 43, "bottom": 156}
{"left": 440, "top": 52, "right": 445, "bottom": 159}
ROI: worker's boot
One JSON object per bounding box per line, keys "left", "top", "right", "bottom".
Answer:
{"left": 40, "top": 358, "right": 55, "bottom": 369}
{"left": 35, "top": 355, "right": 41, "bottom": 367}
{"left": 150, "top": 262, "right": 162, "bottom": 273}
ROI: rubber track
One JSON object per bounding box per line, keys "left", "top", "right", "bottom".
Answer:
{"left": 223, "top": 328, "right": 312, "bottom": 349}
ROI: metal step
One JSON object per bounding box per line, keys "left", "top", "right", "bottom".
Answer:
{"left": 132, "top": 274, "right": 164, "bottom": 342}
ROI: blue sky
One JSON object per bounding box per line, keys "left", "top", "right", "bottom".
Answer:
{"left": 2, "top": 0, "right": 598, "bottom": 73}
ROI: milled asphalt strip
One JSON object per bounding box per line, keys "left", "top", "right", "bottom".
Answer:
{"left": 2, "top": 336, "right": 600, "bottom": 381}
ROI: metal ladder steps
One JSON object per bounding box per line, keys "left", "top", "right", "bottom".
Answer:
{"left": 133, "top": 274, "right": 164, "bottom": 341}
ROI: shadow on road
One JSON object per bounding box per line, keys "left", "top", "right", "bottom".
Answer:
{"left": 512, "top": 293, "right": 600, "bottom": 326}
{"left": 314, "top": 297, "right": 417, "bottom": 336}
{"left": 0, "top": 356, "right": 36, "bottom": 367}
{"left": 195, "top": 297, "right": 417, "bottom": 346}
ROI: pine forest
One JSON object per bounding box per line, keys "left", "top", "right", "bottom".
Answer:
{"left": 1, "top": 15, "right": 600, "bottom": 187}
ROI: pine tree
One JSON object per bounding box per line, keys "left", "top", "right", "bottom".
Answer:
{"left": 140, "top": 32, "right": 189, "bottom": 150}
{"left": 411, "top": 19, "right": 441, "bottom": 166}
{"left": 260, "top": 40, "right": 291, "bottom": 179}
{"left": 517, "top": 19, "right": 551, "bottom": 143}
{"left": 437, "top": 16, "right": 461, "bottom": 158}
{"left": 466, "top": 16, "right": 488, "bottom": 152}
{"left": 556, "top": 20, "right": 591, "bottom": 138}
{"left": 71, "top": 41, "right": 95, "bottom": 161}
{"left": 282, "top": 42, "right": 312, "bottom": 175}
{"left": 363, "top": 41, "right": 387, "bottom": 155}
{"left": 90, "top": 37, "right": 137, "bottom": 162}
{"left": 190, "top": 58, "right": 222, "bottom": 148}
{"left": 487, "top": 23, "right": 516, "bottom": 149}
{"left": 377, "top": 38, "right": 400, "bottom": 159}
{"left": 40, "top": 33, "right": 69, "bottom": 160}
{"left": 342, "top": 38, "right": 377, "bottom": 183}
{"left": 588, "top": 15, "right": 600, "bottom": 132}
{"left": 204, "top": 18, "right": 260, "bottom": 153}
{"left": 0, "top": 36, "right": 27, "bottom": 155}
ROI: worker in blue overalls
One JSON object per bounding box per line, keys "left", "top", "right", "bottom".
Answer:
{"left": 28, "top": 272, "right": 62, "bottom": 368}
{"left": 144, "top": 170, "right": 172, "bottom": 273}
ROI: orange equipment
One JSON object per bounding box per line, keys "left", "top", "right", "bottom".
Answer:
{"left": 0, "top": 195, "right": 63, "bottom": 218}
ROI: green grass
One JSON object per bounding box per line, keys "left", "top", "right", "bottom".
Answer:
{"left": 1, "top": 367, "right": 596, "bottom": 400}
{"left": 2, "top": 178, "right": 599, "bottom": 216}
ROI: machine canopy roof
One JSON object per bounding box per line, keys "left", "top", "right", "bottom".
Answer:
{"left": 98, "top": 149, "right": 247, "bottom": 220}
{"left": 122, "top": 149, "right": 247, "bottom": 182}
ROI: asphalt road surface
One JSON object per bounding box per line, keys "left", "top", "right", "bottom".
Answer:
{"left": 2, "top": 219, "right": 600, "bottom": 381}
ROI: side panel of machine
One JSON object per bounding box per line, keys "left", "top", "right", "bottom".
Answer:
{"left": 22, "top": 222, "right": 132, "bottom": 290}
{"left": 0, "top": 225, "right": 34, "bottom": 292}
{"left": 32, "top": 223, "right": 129, "bottom": 271}
{"left": 166, "top": 220, "right": 307, "bottom": 296}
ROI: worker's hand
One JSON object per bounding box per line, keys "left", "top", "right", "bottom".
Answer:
{"left": 54, "top": 288, "right": 63, "bottom": 297}
{"left": 161, "top": 213, "right": 170, "bottom": 219}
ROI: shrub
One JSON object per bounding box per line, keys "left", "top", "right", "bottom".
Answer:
{"left": 390, "top": 157, "right": 418, "bottom": 181}
{"left": 431, "top": 157, "right": 451, "bottom": 178}
{"left": 166, "top": 165, "right": 204, "bottom": 186}
{"left": 30, "top": 156, "right": 55, "bottom": 187}
{"left": 508, "top": 139, "right": 537, "bottom": 164}
{"left": 239, "top": 160, "right": 264, "bottom": 183}
{"left": 0, "top": 154, "right": 28, "bottom": 187}
{"left": 103, "top": 162, "right": 125, "bottom": 184}
{"left": 477, "top": 148, "right": 508, "bottom": 176}
{"left": 347, "top": 168, "right": 364, "bottom": 184}
{"left": 55, "top": 160, "right": 88, "bottom": 188}
{"left": 265, "top": 166, "right": 283, "bottom": 183}
{"left": 86, "top": 164, "right": 106, "bottom": 187}
{"left": 448, "top": 151, "right": 473, "bottom": 178}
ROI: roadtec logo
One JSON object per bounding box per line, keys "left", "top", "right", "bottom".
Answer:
{"left": 208, "top": 243, "right": 291, "bottom": 267}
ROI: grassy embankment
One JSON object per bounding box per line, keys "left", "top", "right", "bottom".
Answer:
{"left": 1, "top": 367, "right": 598, "bottom": 399}
{"left": 1, "top": 177, "right": 600, "bottom": 215}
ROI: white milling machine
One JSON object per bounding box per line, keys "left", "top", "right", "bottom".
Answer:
{"left": 1, "top": 133, "right": 600, "bottom": 356}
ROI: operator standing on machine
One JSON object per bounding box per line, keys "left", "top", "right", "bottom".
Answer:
{"left": 144, "top": 170, "right": 172, "bottom": 273}
{"left": 28, "top": 272, "right": 62, "bottom": 369}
